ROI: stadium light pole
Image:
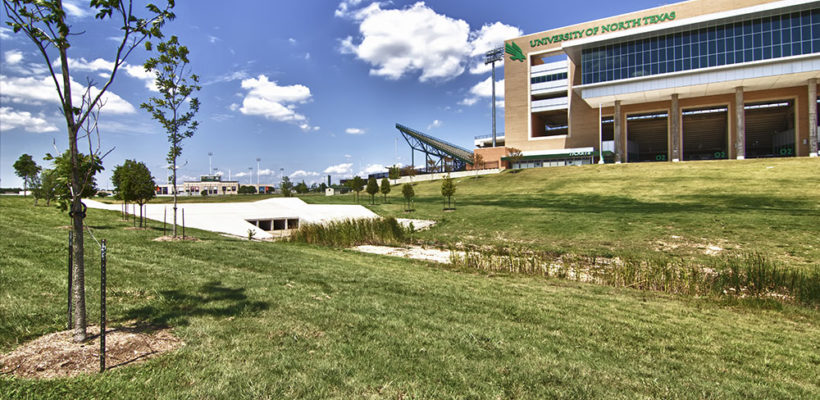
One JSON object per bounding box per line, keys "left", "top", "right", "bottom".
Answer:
{"left": 248, "top": 167, "right": 253, "bottom": 185}
{"left": 256, "top": 158, "right": 261, "bottom": 188}
{"left": 208, "top": 152, "right": 213, "bottom": 176}
{"left": 485, "top": 47, "right": 504, "bottom": 148}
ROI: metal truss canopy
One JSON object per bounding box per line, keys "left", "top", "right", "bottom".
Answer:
{"left": 395, "top": 123, "right": 473, "bottom": 173}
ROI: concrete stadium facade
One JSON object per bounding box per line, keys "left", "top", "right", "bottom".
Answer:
{"left": 476, "top": 0, "right": 820, "bottom": 169}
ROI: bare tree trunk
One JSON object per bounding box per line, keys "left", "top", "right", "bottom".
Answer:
{"left": 172, "top": 158, "right": 178, "bottom": 237}
{"left": 70, "top": 196, "right": 86, "bottom": 342}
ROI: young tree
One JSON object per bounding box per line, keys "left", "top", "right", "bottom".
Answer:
{"left": 44, "top": 150, "right": 104, "bottom": 211}
{"left": 469, "top": 152, "right": 484, "bottom": 178}
{"left": 27, "top": 173, "right": 41, "bottom": 205}
{"left": 426, "top": 158, "right": 438, "bottom": 173}
{"left": 13, "top": 153, "right": 40, "bottom": 198}
{"left": 402, "top": 165, "right": 416, "bottom": 182}
{"left": 441, "top": 174, "right": 456, "bottom": 209}
{"left": 350, "top": 176, "right": 364, "bottom": 202}
{"left": 506, "top": 147, "right": 523, "bottom": 169}
{"left": 365, "top": 176, "right": 379, "bottom": 205}
{"left": 141, "top": 35, "right": 199, "bottom": 238}
{"left": 388, "top": 165, "right": 400, "bottom": 180}
{"left": 295, "top": 180, "right": 309, "bottom": 194}
{"left": 32, "top": 169, "right": 58, "bottom": 207}
{"left": 380, "top": 177, "right": 391, "bottom": 203}
{"left": 112, "top": 160, "right": 156, "bottom": 227}
{"left": 401, "top": 183, "right": 415, "bottom": 212}
{"left": 280, "top": 176, "right": 293, "bottom": 197}
{"left": 4, "top": 0, "right": 174, "bottom": 342}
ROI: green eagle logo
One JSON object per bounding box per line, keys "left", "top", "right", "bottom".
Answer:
{"left": 505, "top": 42, "right": 526, "bottom": 62}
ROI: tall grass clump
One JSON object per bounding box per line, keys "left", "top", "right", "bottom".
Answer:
{"left": 289, "top": 217, "right": 408, "bottom": 247}
{"left": 450, "top": 248, "right": 819, "bottom": 307}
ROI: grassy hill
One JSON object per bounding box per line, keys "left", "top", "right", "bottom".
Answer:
{"left": 1, "top": 156, "right": 819, "bottom": 398}
{"left": 308, "top": 158, "right": 820, "bottom": 270}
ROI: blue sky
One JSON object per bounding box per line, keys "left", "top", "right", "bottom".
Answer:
{"left": 1, "top": 0, "right": 666, "bottom": 187}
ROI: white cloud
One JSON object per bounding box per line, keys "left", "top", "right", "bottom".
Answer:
{"left": 208, "top": 35, "right": 221, "bottom": 44}
{"left": 468, "top": 22, "right": 523, "bottom": 74}
{"left": 234, "top": 171, "right": 250, "bottom": 178}
{"left": 58, "top": 57, "right": 115, "bottom": 73}
{"left": 204, "top": 70, "right": 250, "bottom": 86}
{"left": 62, "top": 0, "right": 91, "bottom": 18}
{"left": 339, "top": 2, "right": 469, "bottom": 82}
{"left": 51, "top": 57, "right": 158, "bottom": 91}
{"left": 427, "top": 119, "right": 442, "bottom": 130}
{"left": 290, "top": 170, "right": 320, "bottom": 179}
{"left": 345, "top": 128, "right": 365, "bottom": 135}
{"left": 288, "top": 38, "right": 297, "bottom": 45}
{"left": 323, "top": 163, "right": 353, "bottom": 175}
{"left": 236, "top": 74, "right": 317, "bottom": 131}
{"left": 123, "top": 64, "right": 158, "bottom": 92}
{"left": 0, "top": 74, "right": 135, "bottom": 114}
{"left": 339, "top": 2, "right": 520, "bottom": 82}
{"left": 4, "top": 50, "right": 23, "bottom": 65}
{"left": 358, "top": 163, "right": 386, "bottom": 177}
{"left": 461, "top": 77, "right": 504, "bottom": 107}
{"left": 334, "top": 0, "right": 365, "bottom": 18}
{"left": 0, "top": 107, "right": 59, "bottom": 133}
{"left": 0, "top": 27, "right": 12, "bottom": 40}
{"left": 257, "top": 168, "right": 275, "bottom": 176}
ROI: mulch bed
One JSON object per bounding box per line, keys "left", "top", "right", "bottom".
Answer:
{"left": 0, "top": 324, "right": 182, "bottom": 379}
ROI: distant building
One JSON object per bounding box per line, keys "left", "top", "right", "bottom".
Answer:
{"left": 180, "top": 175, "right": 240, "bottom": 196}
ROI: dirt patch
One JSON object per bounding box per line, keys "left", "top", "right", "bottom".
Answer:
{"left": 0, "top": 324, "right": 182, "bottom": 379}
{"left": 653, "top": 235, "right": 735, "bottom": 256}
{"left": 353, "top": 245, "right": 461, "bottom": 264}
{"left": 152, "top": 235, "right": 200, "bottom": 242}
{"left": 55, "top": 225, "right": 72, "bottom": 230}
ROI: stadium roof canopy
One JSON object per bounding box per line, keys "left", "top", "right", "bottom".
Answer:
{"left": 395, "top": 124, "right": 474, "bottom": 171}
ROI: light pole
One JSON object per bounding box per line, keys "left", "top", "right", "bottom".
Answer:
{"left": 248, "top": 167, "right": 252, "bottom": 185}
{"left": 256, "top": 158, "right": 261, "bottom": 188}
{"left": 485, "top": 47, "right": 504, "bottom": 148}
{"left": 208, "top": 152, "right": 213, "bottom": 176}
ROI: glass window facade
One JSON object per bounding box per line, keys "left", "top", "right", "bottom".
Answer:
{"left": 531, "top": 72, "right": 568, "bottom": 84}
{"left": 582, "top": 8, "right": 820, "bottom": 85}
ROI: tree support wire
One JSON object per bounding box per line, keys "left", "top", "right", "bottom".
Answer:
{"left": 395, "top": 123, "right": 473, "bottom": 173}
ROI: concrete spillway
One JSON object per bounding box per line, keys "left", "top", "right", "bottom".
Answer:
{"left": 85, "top": 197, "right": 378, "bottom": 239}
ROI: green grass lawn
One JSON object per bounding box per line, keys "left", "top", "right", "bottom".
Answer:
{"left": 1, "top": 193, "right": 819, "bottom": 398}
{"left": 305, "top": 158, "right": 820, "bottom": 270}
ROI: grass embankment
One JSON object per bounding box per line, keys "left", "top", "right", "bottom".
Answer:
{"left": 305, "top": 158, "right": 820, "bottom": 270}
{"left": 1, "top": 197, "right": 819, "bottom": 398}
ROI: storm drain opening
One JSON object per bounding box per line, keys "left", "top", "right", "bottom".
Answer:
{"left": 745, "top": 100, "right": 795, "bottom": 158}
{"left": 683, "top": 107, "right": 729, "bottom": 160}
{"left": 246, "top": 218, "right": 300, "bottom": 232}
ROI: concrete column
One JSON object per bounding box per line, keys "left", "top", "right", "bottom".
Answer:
{"left": 614, "top": 100, "right": 623, "bottom": 163}
{"left": 809, "top": 78, "right": 818, "bottom": 157}
{"left": 735, "top": 87, "right": 745, "bottom": 160}
{"left": 670, "top": 94, "right": 681, "bottom": 162}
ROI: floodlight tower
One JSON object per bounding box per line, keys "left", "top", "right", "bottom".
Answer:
{"left": 208, "top": 152, "right": 213, "bottom": 175}
{"left": 256, "top": 158, "right": 261, "bottom": 188}
{"left": 485, "top": 47, "right": 504, "bottom": 148}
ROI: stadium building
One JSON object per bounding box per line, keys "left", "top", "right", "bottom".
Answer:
{"left": 475, "top": 0, "right": 819, "bottom": 168}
